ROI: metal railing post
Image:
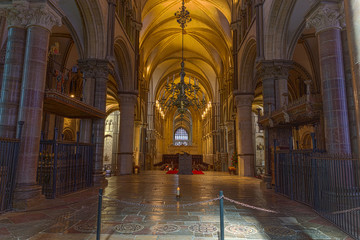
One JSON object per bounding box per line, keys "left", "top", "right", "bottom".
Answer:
{"left": 96, "top": 188, "right": 103, "bottom": 240}
{"left": 74, "top": 131, "right": 80, "bottom": 191}
{"left": 219, "top": 190, "right": 224, "bottom": 240}
{"left": 52, "top": 128, "right": 58, "bottom": 198}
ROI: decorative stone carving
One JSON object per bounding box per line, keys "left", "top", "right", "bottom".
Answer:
{"left": 0, "top": 1, "right": 62, "bottom": 29}
{"left": 78, "top": 59, "right": 112, "bottom": 79}
{"left": 306, "top": 4, "right": 341, "bottom": 33}
{"left": 256, "top": 60, "right": 292, "bottom": 81}
{"left": 0, "top": 1, "right": 29, "bottom": 28}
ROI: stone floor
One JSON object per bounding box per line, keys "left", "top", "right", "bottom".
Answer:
{"left": 0, "top": 171, "right": 354, "bottom": 240}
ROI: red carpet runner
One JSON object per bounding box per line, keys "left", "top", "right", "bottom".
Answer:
{"left": 166, "top": 170, "right": 204, "bottom": 174}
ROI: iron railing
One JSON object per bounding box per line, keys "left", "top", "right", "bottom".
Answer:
{"left": 275, "top": 145, "right": 360, "bottom": 239}
{"left": 0, "top": 122, "right": 24, "bottom": 212}
{"left": 37, "top": 130, "right": 94, "bottom": 199}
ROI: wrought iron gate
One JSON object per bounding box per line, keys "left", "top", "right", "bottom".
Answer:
{"left": 37, "top": 130, "right": 94, "bottom": 199}
{"left": 0, "top": 122, "right": 23, "bottom": 212}
{"left": 275, "top": 150, "right": 360, "bottom": 239}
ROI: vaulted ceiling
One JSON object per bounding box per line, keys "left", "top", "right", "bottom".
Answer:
{"left": 139, "top": 0, "right": 233, "bottom": 105}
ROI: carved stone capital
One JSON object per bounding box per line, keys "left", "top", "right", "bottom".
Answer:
{"left": 0, "top": 1, "right": 62, "bottom": 30}
{"left": 306, "top": 3, "right": 341, "bottom": 33}
{"left": 0, "top": 1, "right": 30, "bottom": 28}
{"left": 256, "top": 60, "right": 292, "bottom": 80}
{"left": 234, "top": 94, "right": 254, "bottom": 108}
{"left": 27, "top": 3, "right": 62, "bottom": 30}
{"left": 78, "top": 59, "right": 112, "bottom": 79}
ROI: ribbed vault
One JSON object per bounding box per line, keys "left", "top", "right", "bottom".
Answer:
{"left": 139, "top": 0, "right": 232, "bottom": 111}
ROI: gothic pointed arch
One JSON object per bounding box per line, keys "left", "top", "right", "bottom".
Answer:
{"left": 76, "top": 0, "right": 106, "bottom": 58}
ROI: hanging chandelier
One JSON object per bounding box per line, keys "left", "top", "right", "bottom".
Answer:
{"left": 158, "top": 0, "right": 206, "bottom": 116}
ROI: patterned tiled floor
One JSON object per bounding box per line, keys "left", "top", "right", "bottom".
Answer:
{"left": 0, "top": 171, "right": 354, "bottom": 239}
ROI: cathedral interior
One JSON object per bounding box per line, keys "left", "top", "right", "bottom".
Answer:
{"left": 0, "top": 0, "right": 359, "bottom": 239}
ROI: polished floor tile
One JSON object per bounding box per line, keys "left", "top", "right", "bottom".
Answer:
{"left": 0, "top": 171, "right": 354, "bottom": 239}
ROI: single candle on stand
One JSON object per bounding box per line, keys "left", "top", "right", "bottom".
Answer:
{"left": 176, "top": 187, "right": 180, "bottom": 198}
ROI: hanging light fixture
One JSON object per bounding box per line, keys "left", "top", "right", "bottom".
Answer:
{"left": 158, "top": 0, "right": 206, "bottom": 116}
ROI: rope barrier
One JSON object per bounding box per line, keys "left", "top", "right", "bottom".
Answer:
{"left": 103, "top": 195, "right": 222, "bottom": 208}
{"left": 102, "top": 195, "right": 277, "bottom": 213}
{"left": 222, "top": 196, "right": 278, "bottom": 213}
{"left": 331, "top": 206, "right": 360, "bottom": 215}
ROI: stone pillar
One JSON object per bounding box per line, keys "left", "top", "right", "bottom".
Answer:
{"left": 341, "top": 21, "right": 358, "bottom": 157}
{"left": 231, "top": 22, "right": 239, "bottom": 90}
{"left": 344, "top": 0, "right": 360, "bottom": 158}
{"left": 117, "top": 93, "right": 137, "bottom": 175}
{"left": 77, "top": 60, "right": 96, "bottom": 143}
{"left": 307, "top": 3, "right": 351, "bottom": 154}
{"left": 91, "top": 60, "right": 110, "bottom": 186}
{"left": 106, "top": 0, "right": 116, "bottom": 59}
{"left": 235, "top": 94, "right": 254, "bottom": 176}
{"left": 0, "top": 3, "right": 28, "bottom": 138}
{"left": 133, "top": 120, "right": 141, "bottom": 166}
{"left": 274, "top": 62, "right": 291, "bottom": 109}
{"left": 254, "top": 0, "right": 264, "bottom": 61}
{"left": 15, "top": 3, "right": 61, "bottom": 205}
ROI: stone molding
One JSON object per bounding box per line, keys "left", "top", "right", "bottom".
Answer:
{"left": 0, "top": 1, "right": 61, "bottom": 30}
{"left": 306, "top": 3, "right": 341, "bottom": 33}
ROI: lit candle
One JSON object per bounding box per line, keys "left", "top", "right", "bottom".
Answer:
{"left": 176, "top": 187, "right": 180, "bottom": 198}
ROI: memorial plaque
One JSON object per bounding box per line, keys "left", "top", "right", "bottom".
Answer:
{"left": 178, "top": 152, "right": 193, "bottom": 175}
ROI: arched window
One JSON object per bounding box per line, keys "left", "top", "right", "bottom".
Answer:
{"left": 174, "top": 128, "right": 189, "bottom": 146}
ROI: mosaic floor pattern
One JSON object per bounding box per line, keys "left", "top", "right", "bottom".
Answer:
{"left": 0, "top": 171, "right": 354, "bottom": 239}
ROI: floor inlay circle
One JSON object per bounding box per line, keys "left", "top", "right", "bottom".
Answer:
{"left": 188, "top": 223, "right": 218, "bottom": 234}
{"left": 264, "top": 226, "right": 296, "bottom": 236}
{"left": 74, "top": 222, "right": 96, "bottom": 233}
{"left": 151, "top": 224, "right": 180, "bottom": 233}
{"left": 114, "top": 223, "right": 144, "bottom": 234}
{"left": 225, "top": 225, "right": 257, "bottom": 235}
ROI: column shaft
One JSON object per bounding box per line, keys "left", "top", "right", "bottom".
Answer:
{"left": 235, "top": 94, "right": 254, "bottom": 177}
{"left": 118, "top": 94, "right": 137, "bottom": 174}
{"left": 317, "top": 28, "right": 351, "bottom": 154}
{"left": 92, "top": 74, "right": 107, "bottom": 185}
{"left": 16, "top": 26, "right": 50, "bottom": 200}
{"left": 0, "top": 27, "right": 26, "bottom": 138}
{"left": 344, "top": 0, "right": 360, "bottom": 157}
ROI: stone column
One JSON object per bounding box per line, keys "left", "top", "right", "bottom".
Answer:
{"left": 91, "top": 60, "right": 110, "bottom": 186}
{"left": 254, "top": 0, "right": 264, "bottom": 61}
{"left": 344, "top": 0, "right": 360, "bottom": 158}
{"left": 231, "top": 22, "right": 239, "bottom": 90}
{"left": 274, "top": 62, "right": 291, "bottom": 109}
{"left": 133, "top": 120, "right": 142, "bottom": 166}
{"left": 235, "top": 94, "right": 254, "bottom": 176}
{"left": 340, "top": 18, "right": 358, "bottom": 157}
{"left": 0, "top": 3, "right": 28, "bottom": 138}
{"left": 307, "top": 3, "right": 351, "bottom": 154}
{"left": 117, "top": 93, "right": 137, "bottom": 175}
{"left": 15, "top": 3, "right": 61, "bottom": 205}
{"left": 77, "top": 60, "right": 96, "bottom": 143}
{"left": 106, "top": 0, "right": 116, "bottom": 59}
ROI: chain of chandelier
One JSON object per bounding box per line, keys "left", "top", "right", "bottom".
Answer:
{"left": 158, "top": 0, "right": 207, "bottom": 116}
